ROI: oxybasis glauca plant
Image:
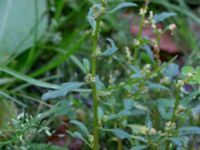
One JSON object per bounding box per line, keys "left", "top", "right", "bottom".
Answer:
{"left": 41, "top": 1, "right": 200, "bottom": 150}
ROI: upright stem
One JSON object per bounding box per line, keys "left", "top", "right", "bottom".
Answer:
{"left": 91, "top": 16, "right": 101, "bottom": 150}
{"left": 172, "top": 88, "right": 180, "bottom": 122}
{"left": 91, "top": 1, "right": 105, "bottom": 149}
{"left": 165, "top": 87, "right": 180, "bottom": 150}
{"left": 115, "top": 121, "right": 123, "bottom": 150}
{"left": 133, "top": 0, "right": 149, "bottom": 61}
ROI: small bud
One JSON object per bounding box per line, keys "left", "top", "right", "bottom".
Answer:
{"left": 139, "top": 8, "right": 147, "bottom": 15}
{"left": 149, "top": 128, "right": 157, "bottom": 135}
{"left": 160, "top": 76, "right": 170, "bottom": 84}
{"left": 176, "top": 80, "right": 184, "bottom": 87}
{"left": 144, "top": 20, "right": 149, "bottom": 25}
{"left": 125, "top": 46, "right": 132, "bottom": 62}
{"left": 151, "top": 23, "right": 156, "bottom": 29}
{"left": 149, "top": 11, "right": 154, "bottom": 19}
{"left": 133, "top": 39, "right": 140, "bottom": 47}
{"left": 102, "top": 115, "right": 108, "bottom": 122}
{"left": 165, "top": 121, "right": 176, "bottom": 131}
{"left": 187, "top": 72, "right": 194, "bottom": 78}
{"left": 89, "top": 135, "right": 94, "bottom": 143}
{"left": 158, "top": 29, "right": 162, "bottom": 33}
{"left": 143, "top": 64, "right": 151, "bottom": 70}
{"left": 176, "top": 105, "right": 186, "bottom": 114}
{"left": 169, "top": 24, "right": 177, "bottom": 31}
{"left": 85, "top": 74, "right": 95, "bottom": 85}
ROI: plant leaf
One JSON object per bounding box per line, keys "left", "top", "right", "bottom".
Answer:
{"left": 123, "top": 99, "right": 135, "bottom": 110}
{"left": 108, "top": 2, "right": 137, "bottom": 13}
{"left": 164, "top": 63, "right": 179, "bottom": 80}
{"left": 87, "top": 4, "right": 101, "bottom": 32}
{"left": 143, "top": 44, "right": 154, "bottom": 62}
{"left": 179, "top": 126, "right": 200, "bottom": 135}
{"left": 145, "top": 113, "right": 152, "bottom": 129}
{"left": 112, "top": 128, "right": 131, "bottom": 139}
{"left": 0, "top": 0, "right": 47, "bottom": 64}
{"left": 107, "top": 109, "right": 131, "bottom": 121}
{"left": 181, "top": 66, "right": 194, "bottom": 76}
{"left": 102, "top": 38, "right": 118, "bottom": 56}
{"left": 68, "top": 131, "right": 90, "bottom": 146}
{"left": 29, "top": 143, "right": 67, "bottom": 150}
{"left": 146, "top": 81, "right": 169, "bottom": 91}
{"left": 42, "top": 82, "right": 85, "bottom": 100}
{"left": 195, "top": 67, "right": 200, "bottom": 83}
{"left": 157, "top": 98, "right": 174, "bottom": 120}
{"left": 131, "top": 145, "right": 148, "bottom": 150}
{"left": 83, "top": 58, "right": 91, "bottom": 74}
{"left": 128, "top": 125, "right": 148, "bottom": 135}
{"left": 0, "top": 66, "right": 60, "bottom": 89}
{"left": 154, "top": 12, "right": 176, "bottom": 23}
{"left": 169, "top": 137, "right": 183, "bottom": 147}
{"left": 70, "top": 120, "right": 90, "bottom": 137}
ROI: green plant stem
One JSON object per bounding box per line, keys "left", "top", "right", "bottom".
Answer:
{"left": 91, "top": 1, "right": 106, "bottom": 149}
{"left": 117, "top": 139, "right": 123, "bottom": 150}
{"left": 133, "top": 1, "right": 149, "bottom": 62}
{"left": 91, "top": 17, "right": 101, "bottom": 150}
{"left": 137, "top": 13, "right": 145, "bottom": 40}
{"left": 115, "top": 121, "right": 123, "bottom": 150}
{"left": 172, "top": 88, "right": 180, "bottom": 122}
{"left": 165, "top": 87, "right": 180, "bottom": 150}
{"left": 165, "top": 141, "right": 170, "bottom": 150}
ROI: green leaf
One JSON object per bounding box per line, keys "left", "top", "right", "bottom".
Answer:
{"left": 49, "top": 101, "right": 76, "bottom": 119}
{"left": 107, "top": 109, "right": 131, "bottom": 121}
{"left": 128, "top": 125, "right": 148, "bottom": 135}
{"left": 154, "top": 12, "right": 176, "bottom": 23}
{"left": 70, "top": 55, "right": 85, "bottom": 73}
{"left": 131, "top": 145, "right": 148, "bottom": 150}
{"left": 179, "top": 126, "right": 200, "bottom": 135}
{"left": 108, "top": 2, "right": 137, "bottom": 13}
{"left": 70, "top": 120, "right": 89, "bottom": 137}
{"left": 164, "top": 63, "right": 179, "bottom": 80}
{"left": 169, "top": 137, "right": 183, "bottom": 147}
{"left": 157, "top": 98, "right": 174, "bottom": 120}
{"left": 83, "top": 58, "right": 91, "bottom": 74}
{"left": 98, "top": 107, "right": 104, "bottom": 121}
{"left": 181, "top": 66, "right": 194, "bottom": 76}
{"left": 68, "top": 131, "right": 90, "bottom": 146}
{"left": 42, "top": 82, "right": 85, "bottom": 100}
{"left": 0, "top": 0, "right": 47, "bottom": 64}
{"left": 29, "top": 143, "right": 67, "bottom": 150}
{"left": 0, "top": 66, "right": 60, "bottom": 89}
{"left": 123, "top": 99, "right": 135, "bottom": 110}
{"left": 143, "top": 44, "right": 154, "bottom": 63}
{"left": 195, "top": 67, "right": 200, "bottom": 83}
{"left": 102, "top": 38, "right": 118, "bottom": 56}
{"left": 181, "top": 90, "right": 200, "bottom": 107}
{"left": 0, "top": 99, "right": 17, "bottom": 128}
{"left": 112, "top": 128, "right": 131, "bottom": 139}
{"left": 145, "top": 113, "right": 152, "bottom": 129}
{"left": 0, "top": 91, "right": 25, "bottom": 107}
{"left": 147, "top": 82, "right": 169, "bottom": 91}
{"left": 87, "top": 4, "right": 101, "bottom": 32}
{"left": 95, "top": 76, "right": 105, "bottom": 90}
